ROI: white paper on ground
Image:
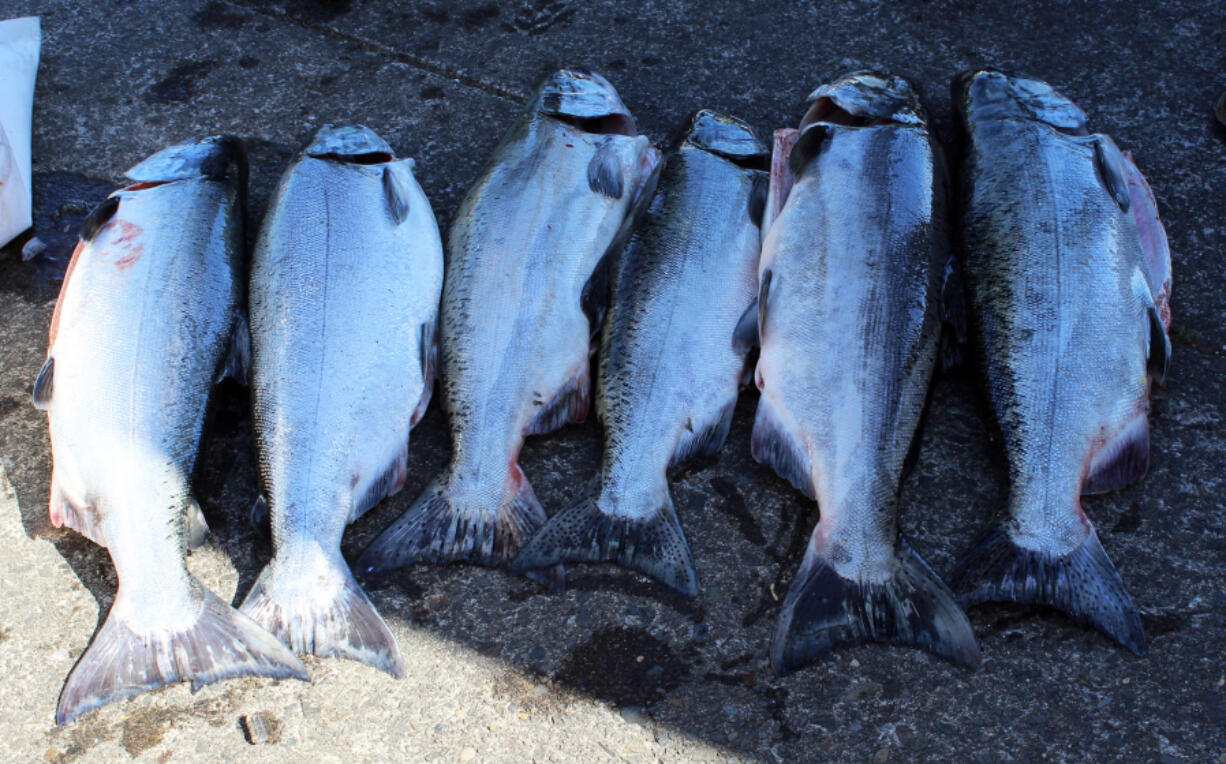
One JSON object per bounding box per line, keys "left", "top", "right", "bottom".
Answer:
{"left": 0, "top": 17, "right": 41, "bottom": 248}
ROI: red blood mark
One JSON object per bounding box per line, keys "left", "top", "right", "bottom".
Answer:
{"left": 123, "top": 180, "right": 171, "bottom": 192}
{"left": 49, "top": 502, "right": 64, "bottom": 528}
{"left": 565, "top": 143, "right": 574, "bottom": 148}
{"left": 114, "top": 244, "right": 144, "bottom": 270}
{"left": 110, "top": 219, "right": 142, "bottom": 245}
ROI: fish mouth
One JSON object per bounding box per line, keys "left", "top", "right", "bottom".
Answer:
{"left": 305, "top": 124, "right": 396, "bottom": 164}
{"left": 536, "top": 68, "right": 638, "bottom": 136}
{"left": 955, "top": 69, "right": 1088, "bottom": 135}
{"left": 799, "top": 70, "right": 927, "bottom": 131}
{"left": 124, "top": 135, "right": 248, "bottom": 185}
{"left": 678, "top": 109, "right": 768, "bottom": 168}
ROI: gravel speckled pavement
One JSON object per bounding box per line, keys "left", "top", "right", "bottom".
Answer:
{"left": 2, "top": 1, "right": 1225, "bottom": 761}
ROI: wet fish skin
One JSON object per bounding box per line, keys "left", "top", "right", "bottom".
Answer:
{"left": 948, "top": 69, "right": 1171, "bottom": 656}
{"left": 358, "top": 69, "right": 658, "bottom": 575}
{"left": 34, "top": 136, "right": 307, "bottom": 724}
{"left": 751, "top": 72, "right": 979, "bottom": 674}
{"left": 242, "top": 125, "right": 443, "bottom": 675}
{"left": 510, "top": 110, "right": 767, "bottom": 595}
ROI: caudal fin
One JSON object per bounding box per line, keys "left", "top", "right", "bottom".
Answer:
{"left": 510, "top": 477, "right": 699, "bottom": 597}
{"left": 356, "top": 466, "right": 549, "bottom": 575}
{"left": 949, "top": 523, "right": 1146, "bottom": 656}
{"left": 771, "top": 538, "right": 980, "bottom": 675}
{"left": 240, "top": 555, "right": 404, "bottom": 677}
{"left": 56, "top": 580, "right": 308, "bottom": 725}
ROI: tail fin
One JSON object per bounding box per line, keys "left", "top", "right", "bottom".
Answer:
{"left": 771, "top": 537, "right": 980, "bottom": 676}
{"left": 949, "top": 523, "right": 1146, "bottom": 656}
{"left": 356, "top": 466, "right": 548, "bottom": 575}
{"left": 510, "top": 477, "right": 699, "bottom": 597}
{"left": 240, "top": 555, "right": 404, "bottom": 677}
{"left": 56, "top": 579, "right": 308, "bottom": 725}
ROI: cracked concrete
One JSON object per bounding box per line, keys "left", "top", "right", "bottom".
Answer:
{"left": 1, "top": 0, "right": 1225, "bottom": 761}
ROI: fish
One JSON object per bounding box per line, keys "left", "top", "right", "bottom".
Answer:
{"left": 357, "top": 69, "right": 659, "bottom": 576}
{"left": 948, "top": 70, "right": 1171, "bottom": 656}
{"left": 241, "top": 125, "right": 444, "bottom": 675}
{"left": 510, "top": 110, "right": 767, "bottom": 596}
{"left": 747, "top": 72, "right": 979, "bottom": 674}
{"left": 33, "top": 136, "right": 307, "bottom": 724}
{"left": 0, "top": 16, "right": 40, "bottom": 248}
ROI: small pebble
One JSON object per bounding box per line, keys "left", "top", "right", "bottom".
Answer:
{"left": 20, "top": 236, "right": 46, "bottom": 262}
{"left": 240, "top": 712, "right": 273, "bottom": 745}
{"left": 620, "top": 705, "right": 648, "bottom": 726}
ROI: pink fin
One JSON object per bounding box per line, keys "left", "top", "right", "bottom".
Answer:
{"left": 524, "top": 363, "right": 591, "bottom": 436}
{"left": 1122, "top": 151, "right": 1172, "bottom": 331}
{"left": 352, "top": 443, "right": 410, "bottom": 523}
{"left": 49, "top": 475, "right": 106, "bottom": 547}
{"left": 764, "top": 128, "right": 800, "bottom": 234}
{"left": 1084, "top": 415, "right": 1150, "bottom": 495}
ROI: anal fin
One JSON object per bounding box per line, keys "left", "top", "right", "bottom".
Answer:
{"left": 49, "top": 475, "right": 106, "bottom": 547}
{"left": 351, "top": 443, "right": 409, "bottom": 523}
{"left": 750, "top": 395, "right": 814, "bottom": 499}
{"left": 1084, "top": 415, "right": 1150, "bottom": 495}
{"left": 672, "top": 399, "right": 736, "bottom": 466}
{"left": 525, "top": 364, "right": 591, "bottom": 436}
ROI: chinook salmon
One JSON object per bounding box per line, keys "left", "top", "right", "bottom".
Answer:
{"left": 747, "top": 72, "right": 979, "bottom": 674}
{"left": 357, "top": 70, "right": 659, "bottom": 576}
{"left": 241, "top": 125, "right": 443, "bottom": 674}
{"left": 34, "top": 137, "right": 307, "bottom": 724}
{"left": 949, "top": 70, "right": 1171, "bottom": 655}
{"left": 510, "top": 110, "right": 767, "bottom": 595}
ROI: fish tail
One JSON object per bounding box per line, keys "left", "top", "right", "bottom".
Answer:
{"left": 240, "top": 556, "right": 404, "bottom": 677}
{"left": 56, "top": 578, "right": 308, "bottom": 725}
{"left": 771, "top": 536, "right": 980, "bottom": 676}
{"left": 355, "top": 466, "right": 556, "bottom": 578}
{"left": 949, "top": 522, "right": 1146, "bottom": 656}
{"left": 510, "top": 476, "right": 699, "bottom": 597}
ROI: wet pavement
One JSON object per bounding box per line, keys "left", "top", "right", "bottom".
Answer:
{"left": 1, "top": 1, "right": 1225, "bottom": 761}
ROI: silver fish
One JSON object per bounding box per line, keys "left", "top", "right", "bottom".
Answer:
{"left": 33, "top": 137, "right": 307, "bottom": 724}
{"left": 749, "top": 72, "right": 979, "bottom": 674}
{"left": 510, "top": 110, "right": 767, "bottom": 595}
{"left": 242, "top": 125, "right": 444, "bottom": 674}
{"left": 948, "top": 70, "right": 1171, "bottom": 656}
{"left": 358, "top": 69, "right": 658, "bottom": 575}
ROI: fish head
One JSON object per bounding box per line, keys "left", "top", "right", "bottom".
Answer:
{"left": 800, "top": 71, "right": 927, "bottom": 131}
{"left": 954, "top": 69, "right": 1087, "bottom": 134}
{"left": 534, "top": 68, "right": 638, "bottom": 136}
{"left": 678, "top": 109, "right": 768, "bottom": 166}
{"left": 124, "top": 135, "right": 247, "bottom": 186}
{"left": 788, "top": 71, "right": 926, "bottom": 177}
{"left": 304, "top": 124, "right": 397, "bottom": 164}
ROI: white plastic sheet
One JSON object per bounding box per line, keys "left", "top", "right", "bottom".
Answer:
{"left": 0, "top": 17, "right": 41, "bottom": 249}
